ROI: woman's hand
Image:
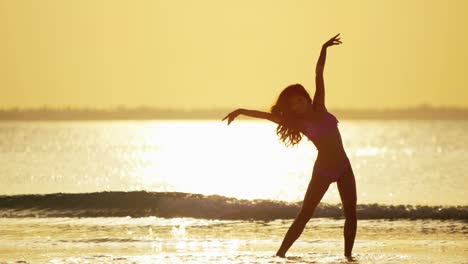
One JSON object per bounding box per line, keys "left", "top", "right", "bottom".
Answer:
{"left": 323, "top": 33, "right": 342, "bottom": 48}
{"left": 222, "top": 109, "right": 243, "bottom": 125}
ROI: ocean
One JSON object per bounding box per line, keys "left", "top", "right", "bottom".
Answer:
{"left": 0, "top": 120, "right": 467, "bottom": 263}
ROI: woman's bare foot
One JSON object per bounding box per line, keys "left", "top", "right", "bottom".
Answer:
{"left": 275, "top": 251, "right": 285, "bottom": 258}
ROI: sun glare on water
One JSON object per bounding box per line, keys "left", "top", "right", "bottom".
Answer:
{"left": 125, "top": 120, "right": 316, "bottom": 202}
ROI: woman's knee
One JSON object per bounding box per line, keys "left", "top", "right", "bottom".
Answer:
{"left": 296, "top": 209, "right": 314, "bottom": 224}
{"left": 344, "top": 208, "right": 357, "bottom": 221}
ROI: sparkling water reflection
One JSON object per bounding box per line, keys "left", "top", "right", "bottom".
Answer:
{"left": 0, "top": 120, "right": 467, "bottom": 205}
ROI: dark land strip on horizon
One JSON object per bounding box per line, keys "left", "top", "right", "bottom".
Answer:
{"left": 1, "top": 106, "right": 468, "bottom": 120}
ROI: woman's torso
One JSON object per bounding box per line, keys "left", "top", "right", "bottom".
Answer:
{"left": 300, "top": 110, "right": 348, "bottom": 168}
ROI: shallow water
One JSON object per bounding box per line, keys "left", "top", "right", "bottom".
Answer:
{"left": 1, "top": 217, "right": 466, "bottom": 263}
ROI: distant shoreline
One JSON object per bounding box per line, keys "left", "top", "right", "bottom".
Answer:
{"left": 1, "top": 106, "right": 467, "bottom": 120}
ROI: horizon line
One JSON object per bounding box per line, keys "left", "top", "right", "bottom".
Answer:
{"left": 2, "top": 104, "right": 468, "bottom": 111}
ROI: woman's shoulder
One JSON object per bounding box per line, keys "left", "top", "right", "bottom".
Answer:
{"left": 326, "top": 111, "right": 339, "bottom": 123}
{"left": 306, "top": 110, "right": 339, "bottom": 125}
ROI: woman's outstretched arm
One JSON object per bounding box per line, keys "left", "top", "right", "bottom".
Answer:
{"left": 313, "top": 33, "right": 342, "bottom": 110}
{"left": 222, "top": 108, "right": 281, "bottom": 125}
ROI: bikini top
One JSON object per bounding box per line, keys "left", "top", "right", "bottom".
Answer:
{"left": 303, "top": 111, "right": 339, "bottom": 142}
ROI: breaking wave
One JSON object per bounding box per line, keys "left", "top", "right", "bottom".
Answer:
{"left": 0, "top": 191, "right": 466, "bottom": 220}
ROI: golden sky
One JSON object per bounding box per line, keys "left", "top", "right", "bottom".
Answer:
{"left": 1, "top": 0, "right": 467, "bottom": 110}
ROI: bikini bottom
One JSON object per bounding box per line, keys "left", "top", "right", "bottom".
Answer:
{"left": 313, "top": 157, "right": 351, "bottom": 182}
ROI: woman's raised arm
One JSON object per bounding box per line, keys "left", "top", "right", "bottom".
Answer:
{"left": 222, "top": 108, "right": 281, "bottom": 125}
{"left": 313, "top": 33, "right": 342, "bottom": 110}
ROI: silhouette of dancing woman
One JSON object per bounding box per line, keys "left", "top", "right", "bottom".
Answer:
{"left": 222, "top": 33, "right": 357, "bottom": 258}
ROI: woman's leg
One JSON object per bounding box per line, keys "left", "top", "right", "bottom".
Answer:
{"left": 336, "top": 164, "right": 357, "bottom": 257}
{"left": 276, "top": 170, "right": 331, "bottom": 257}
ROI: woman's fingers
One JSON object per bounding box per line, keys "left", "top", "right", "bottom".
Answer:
{"left": 324, "top": 36, "right": 342, "bottom": 47}
{"left": 327, "top": 33, "right": 342, "bottom": 44}
{"left": 329, "top": 36, "right": 342, "bottom": 46}
{"left": 222, "top": 113, "right": 232, "bottom": 121}
{"left": 333, "top": 33, "right": 340, "bottom": 38}
{"left": 222, "top": 112, "right": 235, "bottom": 125}
{"left": 329, "top": 33, "right": 340, "bottom": 42}
{"left": 222, "top": 109, "right": 241, "bottom": 125}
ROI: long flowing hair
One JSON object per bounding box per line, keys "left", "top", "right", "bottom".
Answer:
{"left": 270, "top": 83, "right": 313, "bottom": 147}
